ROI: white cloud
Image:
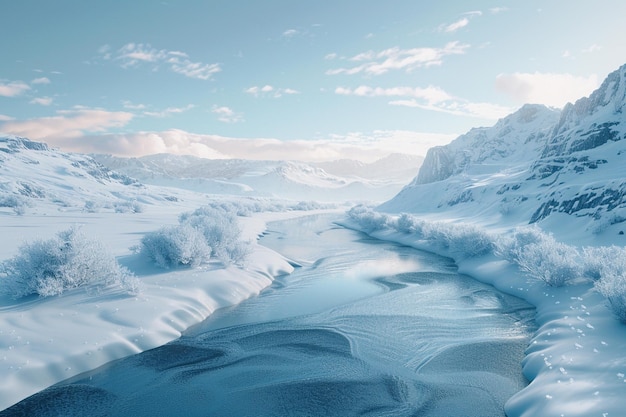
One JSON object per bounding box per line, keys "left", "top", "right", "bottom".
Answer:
{"left": 489, "top": 7, "right": 507, "bottom": 14}
{"left": 31, "top": 77, "right": 51, "bottom": 85}
{"left": 211, "top": 106, "right": 243, "bottom": 123}
{"left": 282, "top": 29, "right": 299, "bottom": 37}
{"left": 109, "top": 43, "right": 221, "bottom": 80}
{"left": 335, "top": 85, "right": 452, "bottom": 104}
{"left": 64, "top": 129, "right": 456, "bottom": 161}
{"left": 336, "top": 84, "right": 513, "bottom": 120}
{"left": 30, "top": 97, "right": 53, "bottom": 106}
{"left": 143, "top": 104, "right": 195, "bottom": 118}
{"left": 0, "top": 114, "right": 14, "bottom": 121}
{"left": 0, "top": 108, "right": 134, "bottom": 141}
{"left": 122, "top": 100, "right": 146, "bottom": 110}
{"left": 495, "top": 72, "right": 600, "bottom": 108}
{"left": 442, "top": 17, "right": 469, "bottom": 33}
{"left": 390, "top": 99, "right": 513, "bottom": 120}
{"left": 326, "top": 42, "right": 469, "bottom": 76}
{"left": 245, "top": 85, "right": 300, "bottom": 98}
{"left": 324, "top": 53, "right": 338, "bottom": 60}
{"left": 0, "top": 81, "right": 31, "bottom": 97}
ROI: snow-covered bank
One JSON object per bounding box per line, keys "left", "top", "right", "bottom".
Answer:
{"left": 340, "top": 212, "right": 626, "bottom": 417}
{"left": 0, "top": 208, "right": 330, "bottom": 410}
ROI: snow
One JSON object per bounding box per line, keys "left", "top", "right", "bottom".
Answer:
{"left": 349, "top": 63, "right": 626, "bottom": 417}
{"left": 2, "top": 64, "right": 626, "bottom": 414}
{"left": 336, "top": 222, "right": 626, "bottom": 417}
{"left": 0, "top": 206, "right": 317, "bottom": 409}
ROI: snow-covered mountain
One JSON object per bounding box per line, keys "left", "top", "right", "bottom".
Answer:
{"left": 0, "top": 136, "right": 183, "bottom": 214}
{"left": 316, "top": 153, "right": 423, "bottom": 181}
{"left": 92, "top": 153, "right": 422, "bottom": 202}
{"left": 381, "top": 63, "right": 626, "bottom": 241}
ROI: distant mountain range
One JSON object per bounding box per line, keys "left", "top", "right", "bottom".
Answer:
{"left": 91, "top": 153, "right": 423, "bottom": 202}
{"left": 381, "top": 63, "right": 626, "bottom": 238}
{"left": 0, "top": 134, "right": 423, "bottom": 214}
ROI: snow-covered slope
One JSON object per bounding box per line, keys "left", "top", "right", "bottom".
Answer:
{"left": 93, "top": 153, "right": 421, "bottom": 202}
{"left": 0, "top": 136, "right": 185, "bottom": 214}
{"left": 381, "top": 63, "right": 626, "bottom": 243}
{"left": 316, "top": 153, "right": 423, "bottom": 181}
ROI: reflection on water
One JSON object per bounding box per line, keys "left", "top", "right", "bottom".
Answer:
{"left": 3, "top": 214, "right": 536, "bottom": 417}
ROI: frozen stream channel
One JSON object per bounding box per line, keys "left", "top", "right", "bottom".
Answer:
{"left": 5, "top": 214, "right": 536, "bottom": 416}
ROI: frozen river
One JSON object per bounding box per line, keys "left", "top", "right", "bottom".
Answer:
{"left": 3, "top": 214, "right": 536, "bottom": 416}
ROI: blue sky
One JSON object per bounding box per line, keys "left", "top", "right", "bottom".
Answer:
{"left": 1, "top": 0, "right": 625, "bottom": 161}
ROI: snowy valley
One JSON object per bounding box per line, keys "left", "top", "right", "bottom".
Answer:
{"left": 1, "top": 63, "right": 626, "bottom": 416}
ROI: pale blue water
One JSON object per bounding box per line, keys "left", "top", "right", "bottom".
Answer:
{"left": 2, "top": 214, "right": 535, "bottom": 417}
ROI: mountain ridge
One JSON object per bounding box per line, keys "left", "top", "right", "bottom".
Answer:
{"left": 381, "top": 63, "right": 626, "bottom": 242}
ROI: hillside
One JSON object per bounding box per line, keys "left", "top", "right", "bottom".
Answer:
{"left": 92, "top": 153, "right": 422, "bottom": 202}
{"left": 0, "top": 136, "right": 186, "bottom": 215}
{"left": 381, "top": 63, "right": 626, "bottom": 245}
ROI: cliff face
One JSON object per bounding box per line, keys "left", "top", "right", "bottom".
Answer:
{"left": 413, "top": 104, "right": 560, "bottom": 185}
{"left": 382, "top": 63, "right": 626, "bottom": 235}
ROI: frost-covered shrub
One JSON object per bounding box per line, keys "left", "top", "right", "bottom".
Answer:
{"left": 114, "top": 200, "right": 143, "bottom": 213}
{"left": 586, "top": 246, "right": 626, "bottom": 322}
{"left": 347, "top": 205, "right": 391, "bottom": 232}
{"left": 0, "top": 194, "right": 29, "bottom": 215}
{"left": 434, "top": 222, "right": 494, "bottom": 258}
{"left": 581, "top": 246, "right": 626, "bottom": 280}
{"left": 596, "top": 275, "right": 626, "bottom": 323}
{"left": 83, "top": 200, "right": 102, "bottom": 213}
{"left": 494, "top": 225, "right": 547, "bottom": 261}
{"left": 1, "top": 227, "right": 139, "bottom": 298}
{"left": 179, "top": 206, "right": 250, "bottom": 264}
{"left": 395, "top": 213, "right": 422, "bottom": 234}
{"left": 140, "top": 224, "right": 211, "bottom": 268}
{"left": 494, "top": 226, "right": 582, "bottom": 286}
{"left": 141, "top": 205, "right": 250, "bottom": 269}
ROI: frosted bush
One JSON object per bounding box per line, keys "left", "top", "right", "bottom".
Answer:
{"left": 180, "top": 206, "right": 250, "bottom": 265}
{"left": 494, "top": 225, "right": 547, "bottom": 260}
{"left": 581, "top": 246, "right": 626, "bottom": 280}
{"left": 140, "top": 224, "right": 212, "bottom": 269}
{"left": 437, "top": 223, "right": 494, "bottom": 258}
{"left": 596, "top": 272, "right": 626, "bottom": 323}
{"left": 83, "top": 200, "right": 101, "bottom": 213}
{"left": 0, "top": 194, "right": 29, "bottom": 215}
{"left": 1, "top": 227, "right": 139, "bottom": 298}
{"left": 586, "top": 246, "right": 626, "bottom": 322}
{"left": 347, "top": 205, "right": 391, "bottom": 232}
{"left": 511, "top": 238, "right": 581, "bottom": 287}
{"left": 114, "top": 200, "right": 143, "bottom": 213}
{"left": 141, "top": 205, "right": 250, "bottom": 269}
{"left": 395, "top": 213, "right": 422, "bottom": 234}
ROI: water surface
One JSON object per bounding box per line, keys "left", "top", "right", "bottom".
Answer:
{"left": 2, "top": 214, "right": 535, "bottom": 417}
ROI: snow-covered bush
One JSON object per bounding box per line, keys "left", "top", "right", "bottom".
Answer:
{"left": 1, "top": 227, "right": 139, "bottom": 298}
{"left": 587, "top": 246, "right": 626, "bottom": 322}
{"left": 114, "top": 200, "right": 143, "bottom": 213}
{"left": 429, "top": 222, "right": 494, "bottom": 258}
{"left": 581, "top": 246, "right": 625, "bottom": 280}
{"left": 496, "top": 228, "right": 581, "bottom": 286}
{"left": 347, "top": 205, "right": 391, "bottom": 232}
{"left": 179, "top": 206, "right": 250, "bottom": 264}
{"left": 596, "top": 273, "right": 626, "bottom": 323}
{"left": 83, "top": 200, "right": 102, "bottom": 213}
{"left": 0, "top": 194, "right": 29, "bottom": 215}
{"left": 141, "top": 205, "right": 250, "bottom": 269}
{"left": 140, "top": 224, "right": 211, "bottom": 269}
{"left": 395, "top": 213, "right": 423, "bottom": 234}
